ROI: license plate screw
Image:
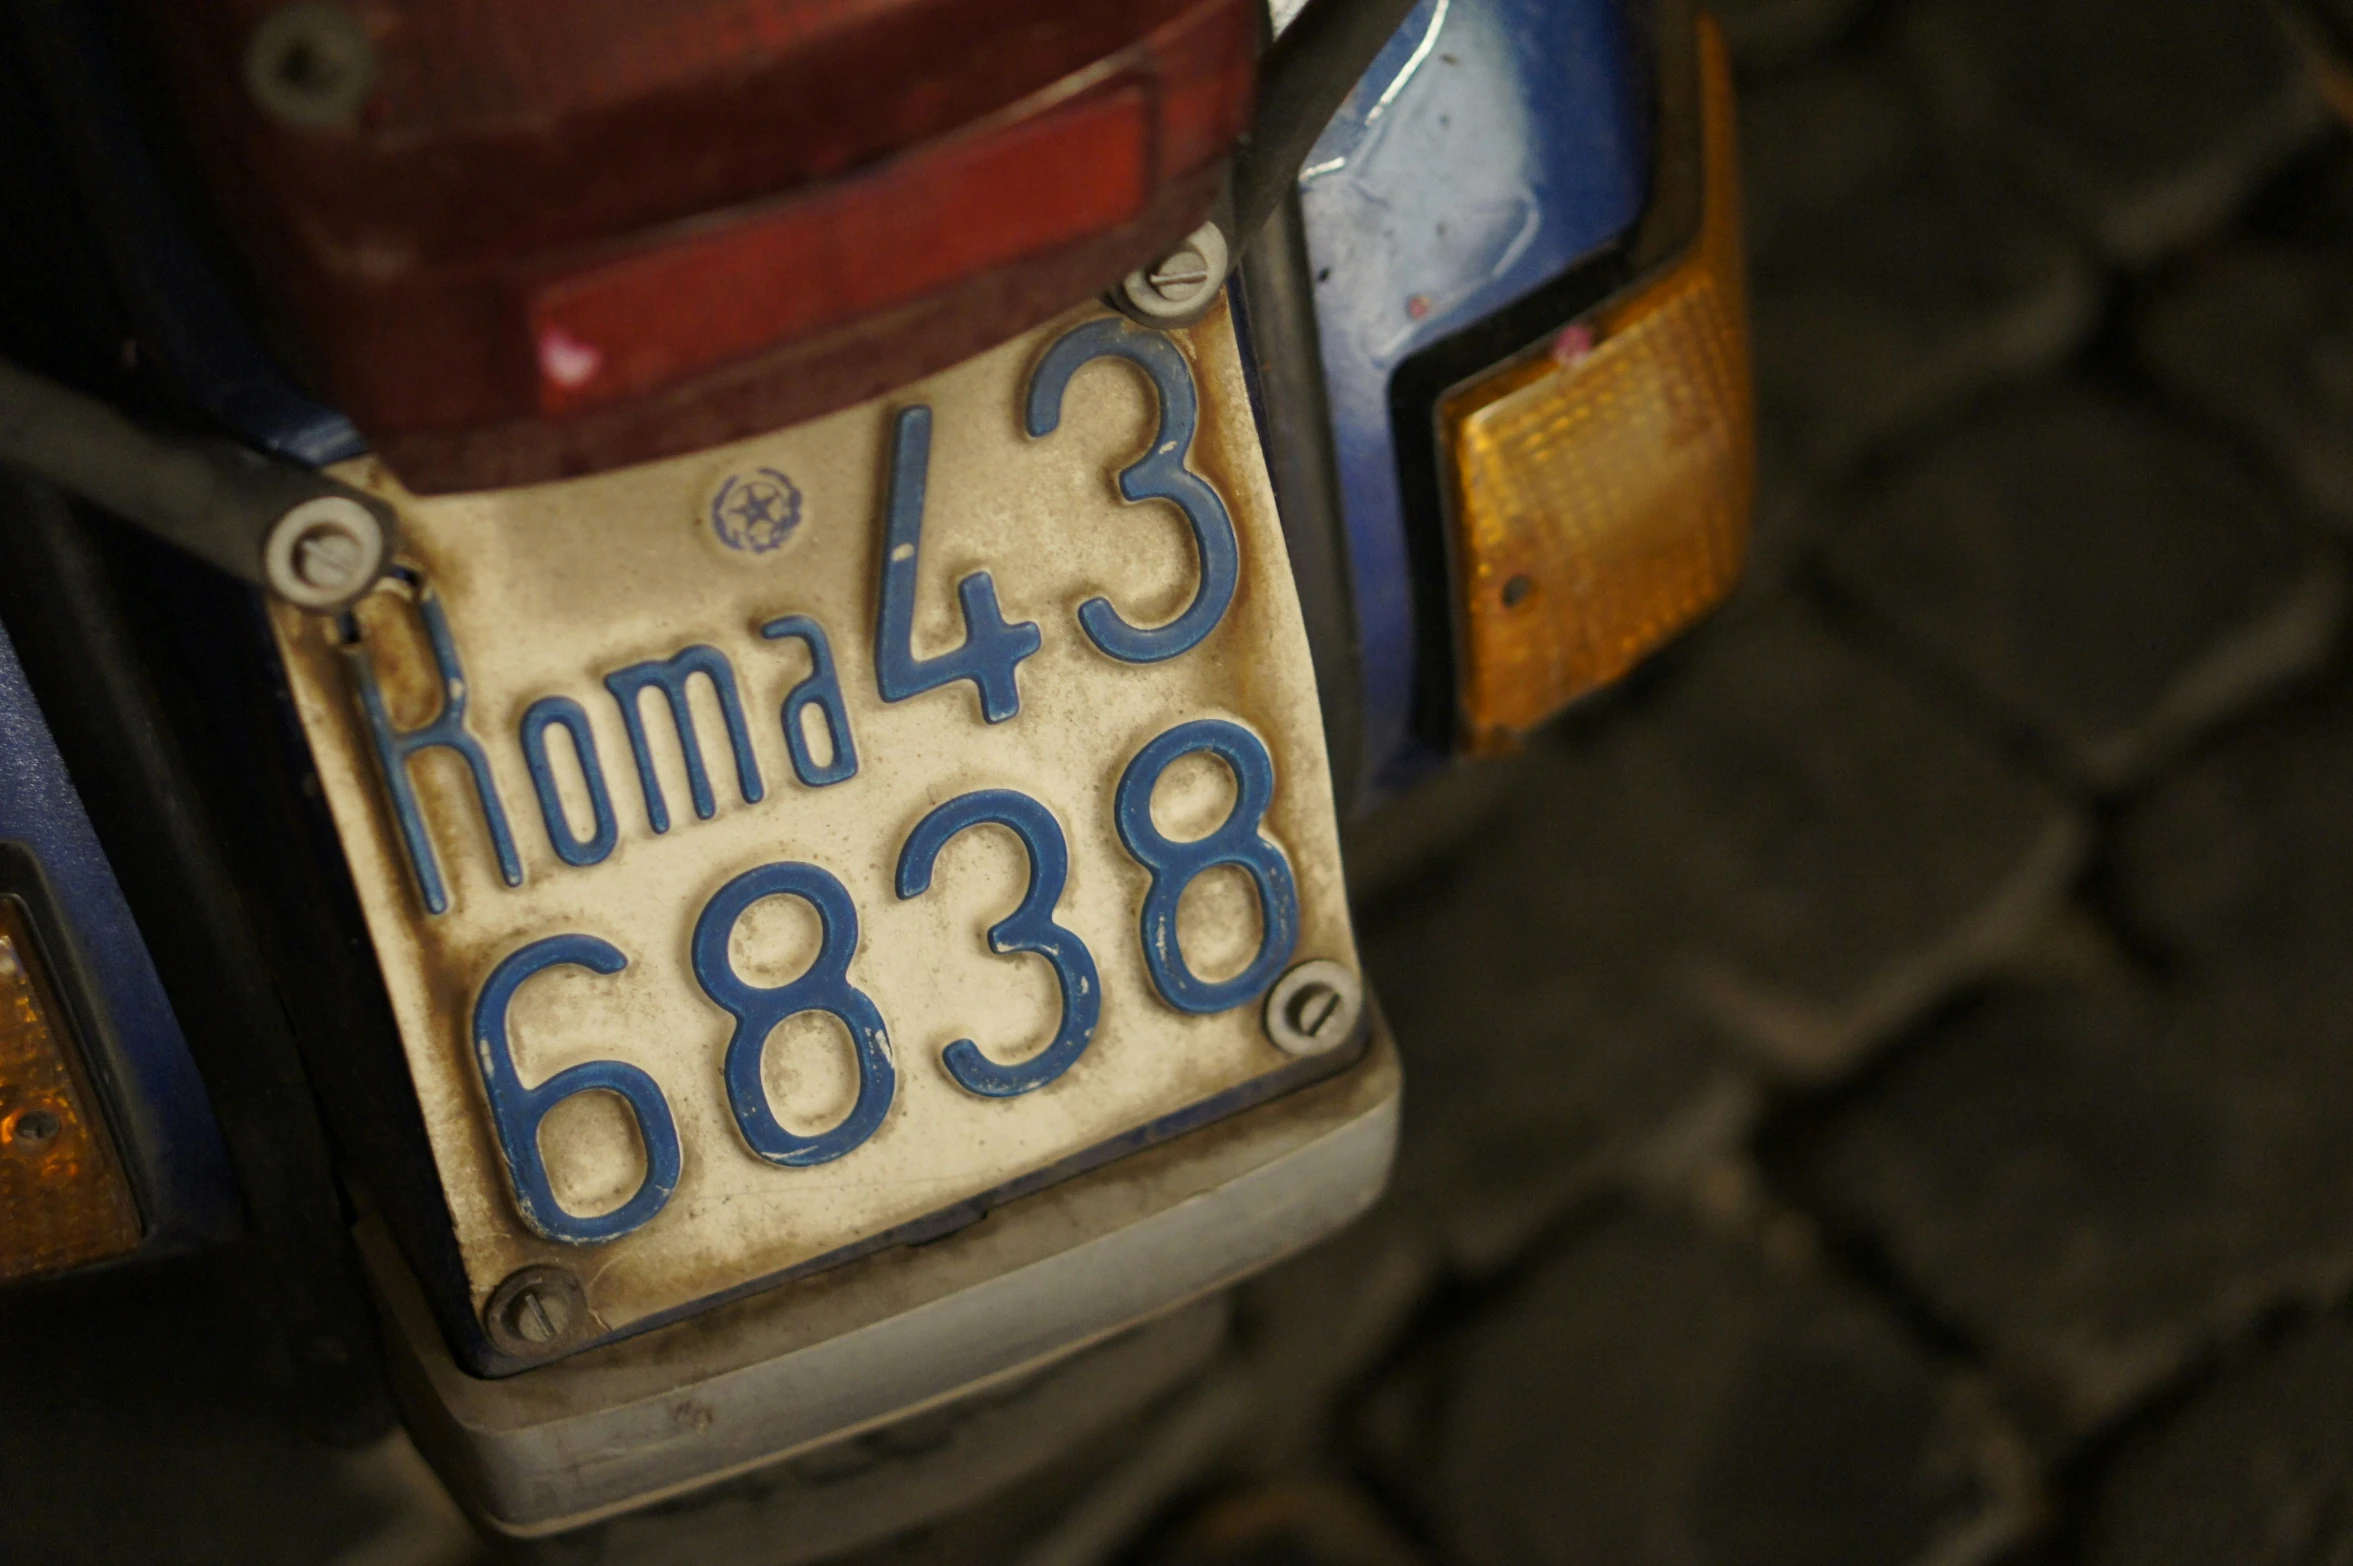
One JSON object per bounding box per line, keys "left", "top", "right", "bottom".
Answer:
{"left": 295, "top": 529, "right": 361, "bottom": 591}
{"left": 1119, "top": 222, "right": 1231, "bottom": 324}
{"left": 265, "top": 495, "right": 392, "bottom": 611}
{"left": 244, "top": 1, "right": 379, "bottom": 130}
{"left": 485, "top": 1264, "right": 588, "bottom": 1358}
{"left": 1263, "top": 959, "right": 1364, "bottom": 1057}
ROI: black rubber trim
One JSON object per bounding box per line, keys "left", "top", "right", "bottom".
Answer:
{"left": 1233, "top": 184, "right": 1366, "bottom": 819}
{"left": 1232, "top": 0, "right": 1429, "bottom": 247}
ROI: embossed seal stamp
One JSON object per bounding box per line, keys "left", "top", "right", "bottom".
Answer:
{"left": 709, "top": 468, "right": 803, "bottom": 555}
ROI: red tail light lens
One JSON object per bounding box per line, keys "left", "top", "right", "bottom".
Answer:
{"left": 528, "top": 88, "right": 1153, "bottom": 419}
{"left": 145, "top": 0, "right": 1256, "bottom": 492}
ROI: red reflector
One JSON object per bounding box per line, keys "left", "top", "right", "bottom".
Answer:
{"left": 148, "top": 0, "right": 1257, "bottom": 490}
{"left": 530, "top": 89, "right": 1151, "bottom": 416}
{"left": 1150, "top": 0, "right": 1260, "bottom": 178}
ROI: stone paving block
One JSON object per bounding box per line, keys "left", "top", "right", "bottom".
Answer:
{"left": 1745, "top": 430, "right": 1828, "bottom": 586}
{"left": 1740, "top": 53, "right": 1925, "bottom": 260}
{"left": 2082, "top": 1316, "right": 2353, "bottom": 1566}
{"left": 1362, "top": 752, "right": 1755, "bottom": 1271}
{"left": 1750, "top": 149, "right": 2100, "bottom": 471}
{"left": 1418, "top": 1210, "right": 2031, "bottom": 1566}
{"left": 2141, "top": 240, "right": 2353, "bottom": 534}
{"left": 1594, "top": 600, "right": 2087, "bottom": 1079}
{"left": 2114, "top": 679, "right": 2353, "bottom": 978}
{"left": 1232, "top": 1206, "right": 1440, "bottom": 1469}
{"left": 1713, "top": 0, "right": 1874, "bottom": 74}
{"left": 2246, "top": 136, "right": 2353, "bottom": 247}
{"left": 1358, "top": 598, "right": 2082, "bottom": 1263}
{"left": 1822, "top": 384, "right": 2345, "bottom": 789}
{"left": 1136, "top": 1481, "right": 1427, "bottom": 1566}
{"left": 1739, "top": 43, "right": 2101, "bottom": 470}
{"left": 821, "top": 1425, "right": 1152, "bottom": 1566}
{"left": 1341, "top": 746, "right": 1537, "bottom": 909}
{"left": 1782, "top": 974, "right": 2353, "bottom": 1440}
{"left": 1901, "top": 0, "right": 2325, "bottom": 263}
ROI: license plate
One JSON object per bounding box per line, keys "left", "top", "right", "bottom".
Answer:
{"left": 271, "top": 302, "right": 1361, "bottom": 1355}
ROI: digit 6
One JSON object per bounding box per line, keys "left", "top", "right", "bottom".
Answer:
{"left": 471, "top": 935, "right": 683, "bottom": 1244}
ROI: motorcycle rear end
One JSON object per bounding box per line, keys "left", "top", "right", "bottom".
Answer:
{"left": 0, "top": 1, "right": 1752, "bottom": 1558}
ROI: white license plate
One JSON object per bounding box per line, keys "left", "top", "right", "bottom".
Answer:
{"left": 271, "top": 302, "right": 1361, "bottom": 1358}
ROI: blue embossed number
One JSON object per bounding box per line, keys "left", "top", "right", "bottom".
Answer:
{"left": 874, "top": 405, "right": 1041, "bottom": 723}
{"left": 692, "top": 862, "right": 896, "bottom": 1165}
{"left": 1114, "top": 720, "right": 1301, "bottom": 1014}
{"left": 897, "top": 791, "right": 1100, "bottom": 1098}
{"left": 1025, "top": 317, "right": 1240, "bottom": 663}
{"left": 471, "top": 935, "right": 682, "bottom": 1244}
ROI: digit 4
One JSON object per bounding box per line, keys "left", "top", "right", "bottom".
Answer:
{"left": 874, "top": 405, "right": 1041, "bottom": 723}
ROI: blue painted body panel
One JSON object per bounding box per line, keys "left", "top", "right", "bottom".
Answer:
{"left": 1299, "top": 0, "right": 1655, "bottom": 795}
{"left": 0, "top": 617, "right": 238, "bottom": 1247}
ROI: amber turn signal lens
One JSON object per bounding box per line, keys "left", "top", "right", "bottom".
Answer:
{"left": 0, "top": 898, "right": 141, "bottom": 1283}
{"left": 1441, "top": 17, "right": 1753, "bottom": 754}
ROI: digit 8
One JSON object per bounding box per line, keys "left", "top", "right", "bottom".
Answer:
{"left": 691, "top": 860, "right": 897, "bottom": 1165}
{"left": 1113, "top": 719, "right": 1301, "bottom": 1014}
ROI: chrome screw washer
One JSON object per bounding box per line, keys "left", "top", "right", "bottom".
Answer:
{"left": 264, "top": 494, "right": 389, "bottom": 611}
{"left": 1119, "top": 221, "right": 1231, "bottom": 324}
{"left": 484, "top": 1264, "right": 588, "bottom": 1359}
{"left": 1263, "top": 959, "right": 1364, "bottom": 1057}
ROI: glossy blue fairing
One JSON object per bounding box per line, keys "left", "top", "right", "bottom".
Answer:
{"left": 1298, "top": 0, "right": 1655, "bottom": 798}
{"left": 0, "top": 617, "right": 238, "bottom": 1249}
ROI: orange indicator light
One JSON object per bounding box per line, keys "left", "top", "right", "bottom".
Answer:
{"left": 1442, "top": 18, "right": 1753, "bottom": 754}
{"left": 0, "top": 899, "right": 141, "bottom": 1284}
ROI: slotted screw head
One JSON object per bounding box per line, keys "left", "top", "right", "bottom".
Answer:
{"left": 295, "top": 526, "right": 363, "bottom": 591}
{"left": 484, "top": 1265, "right": 587, "bottom": 1358}
{"left": 1121, "top": 222, "right": 1231, "bottom": 323}
{"left": 264, "top": 494, "right": 391, "bottom": 612}
{"left": 1146, "top": 244, "right": 1215, "bottom": 304}
{"left": 1263, "top": 959, "right": 1365, "bottom": 1056}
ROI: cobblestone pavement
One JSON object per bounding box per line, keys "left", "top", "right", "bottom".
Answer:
{"left": 829, "top": 2, "right": 2353, "bottom": 1562}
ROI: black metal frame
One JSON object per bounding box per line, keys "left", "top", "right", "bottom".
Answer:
{"left": 1233, "top": 185, "right": 1366, "bottom": 820}
{"left": 1232, "top": 0, "right": 1429, "bottom": 249}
